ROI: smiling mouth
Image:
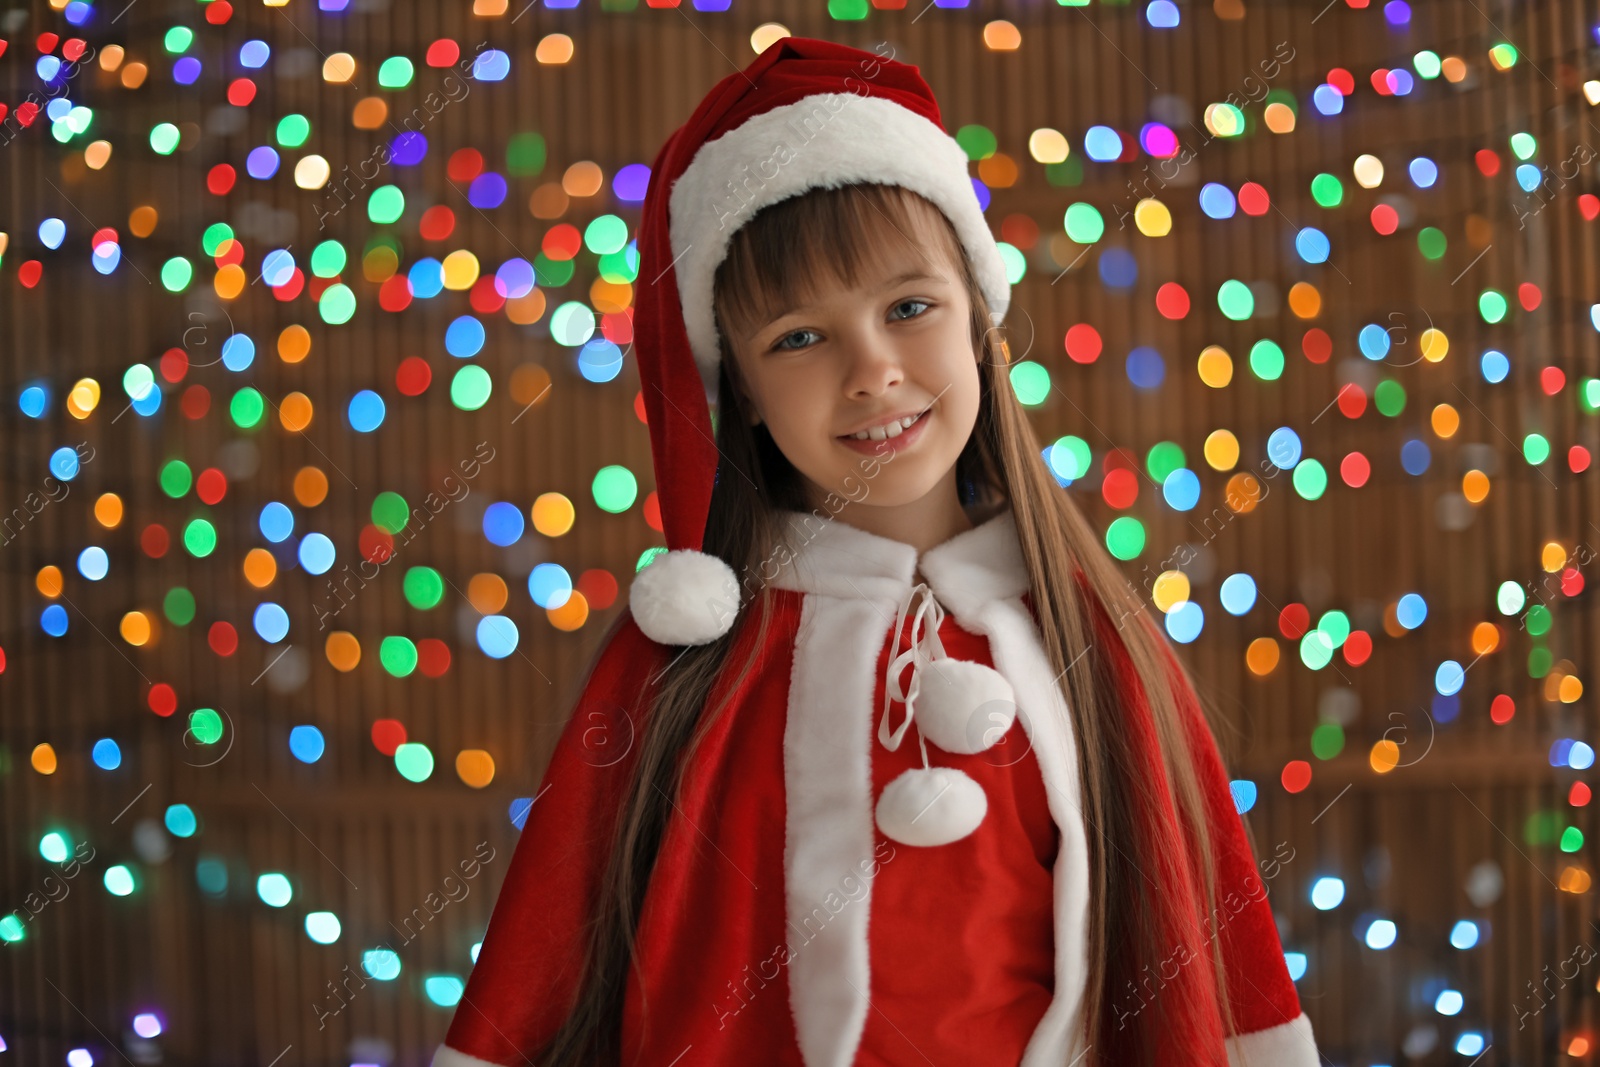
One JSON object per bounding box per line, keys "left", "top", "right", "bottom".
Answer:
{"left": 838, "top": 405, "right": 932, "bottom": 442}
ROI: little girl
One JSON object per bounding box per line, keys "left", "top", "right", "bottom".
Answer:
{"left": 434, "top": 36, "right": 1320, "bottom": 1067}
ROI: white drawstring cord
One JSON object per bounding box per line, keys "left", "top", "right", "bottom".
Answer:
{"left": 872, "top": 580, "right": 996, "bottom": 848}
{"left": 878, "top": 582, "right": 947, "bottom": 768}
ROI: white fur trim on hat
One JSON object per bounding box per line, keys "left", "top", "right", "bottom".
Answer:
{"left": 668, "top": 92, "right": 1011, "bottom": 401}
{"left": 628, "top": 548, "right": 740, "bottom": 646}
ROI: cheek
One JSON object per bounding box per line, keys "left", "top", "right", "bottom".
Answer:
{"left": 761, "top": 371, "right": 829, "bottom": 430}
{"left": 936, "top": 346, "right": 984, "bottom": 425}
{"left": 748, "top": 383, "right": 819, "bottom": 460}
{"left": 766, "top": 403, "right": 827, "bottom": 459}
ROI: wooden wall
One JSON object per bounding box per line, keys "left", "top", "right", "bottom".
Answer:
{"left": 2, "top": 0, "right": 1597, "bottom": 1063}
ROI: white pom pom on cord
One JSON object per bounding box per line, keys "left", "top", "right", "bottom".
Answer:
{"left": 628, "top": 548, "right": 740, "bottom": 646}
{"left": 874, "top": 767, "right": 988, "bottom": 847}
{"left": 913, "top": 659, "right": 1018, "bottom": 755}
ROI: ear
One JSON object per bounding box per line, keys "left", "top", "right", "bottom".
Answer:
{"left": 734, "top": 379, "right": 762, "bottom": 428}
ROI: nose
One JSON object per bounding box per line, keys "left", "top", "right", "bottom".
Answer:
{"left": 840, "top": 325, "right": 904, "bottom": 399}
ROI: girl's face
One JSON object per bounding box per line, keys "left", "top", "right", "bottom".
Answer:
{"left": 725, "top": 213, "right": 981, "bottom": 515}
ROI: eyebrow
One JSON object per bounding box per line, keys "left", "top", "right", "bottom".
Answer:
{"left": 751, "top": 270, "right": 948, "bottom": 339}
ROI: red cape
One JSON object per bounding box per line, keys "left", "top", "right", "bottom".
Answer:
{"left": 434, "top": 508, "right": 1317, "bottom": 1066}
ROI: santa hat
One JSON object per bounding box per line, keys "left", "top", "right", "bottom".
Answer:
{"left": 627, "top": 35, "right": 1012, "bottom": 647}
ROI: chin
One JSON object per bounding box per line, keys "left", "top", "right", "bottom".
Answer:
{"left": 830, "top": 464, "right": 948, "bottom": 509}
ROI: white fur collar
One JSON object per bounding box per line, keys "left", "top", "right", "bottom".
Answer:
{"left": 767, "top": 501, "right": 1091, "bottom": 1067}
{"left": 767, "top": 504, "right": 1029, "bottom": 623}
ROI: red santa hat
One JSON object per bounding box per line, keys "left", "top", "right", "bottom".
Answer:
{"left": 627, "top": 34, "right": 1012, "bottom": 647}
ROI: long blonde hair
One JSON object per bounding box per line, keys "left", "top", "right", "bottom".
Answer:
{"left": 542, "top": 182, "right": 1239, "bottom": 1065}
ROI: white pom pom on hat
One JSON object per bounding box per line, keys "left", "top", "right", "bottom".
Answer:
{"left": 628, "top": 548, "right": 741, "bottom": 647}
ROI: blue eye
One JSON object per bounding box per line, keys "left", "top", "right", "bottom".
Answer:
{"left": 769, "top": 300, "right": 933, "bottom": 352}
{"left": 772, "top": 329, "right": 820, "bottom": 352}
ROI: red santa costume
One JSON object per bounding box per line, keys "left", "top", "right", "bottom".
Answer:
{"left": 432, "top": 35, "right": 1320, "bottom": 1067}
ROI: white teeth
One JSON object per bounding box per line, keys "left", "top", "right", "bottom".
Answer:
{"left": 849, "top": 413, "right": 920, "bottom": 441}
